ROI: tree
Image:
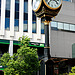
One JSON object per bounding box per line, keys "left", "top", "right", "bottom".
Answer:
{"left": 69, "top": 66, "right": 75, "bottom": 75}
{"left": 0, "top": 36, "right": 40, "bottom": 75}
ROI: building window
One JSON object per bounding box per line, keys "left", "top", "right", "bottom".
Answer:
{"left": 14, "top": 19, "right": 19, "bottom": 31}
{"left": 51, "top": 21, "right": 75, "bottom": 32}
{"left": 14, "top": 0, "right": 19, "bottom": 31}
{"left": 70, "top": 24, "right": 75, "bottom": 31}
{"left": 64, "top": 23, "right": 69, "bottom": 30}
{"left": 0, "top": 0, "right": 1, "bottom": 9}
{"left": 5, "top": 0, "right": 11, "bottom": 30}
{"left": 63, "top": 0, "right": 72, "bottom": 2}
{"left": 58, "top": 22, "right": 63, "bottom": 29}
{"left": 0, "top": 0, "right": 1, "bottom": 29}
{"left": 41, "top": 21, "right": 44, "bottom": 34}
{"left": 5, "top": 18, "right": 10, "bottom": 30}
{"left": 32, "top": 11, "right": 36, "bottom": 33}
{"left": 51, "top": 21, "right": 57, "bottom": 28}
{"left": 23, "top": 0, "right": 28, "bottom": 32}
{"left": 63, "top": 0, "right": 71, "bottom": 2}
{"left": 6, "top": 0, "right": 11, "bottom": 10}
{"left": 32, "top": 21, "right": 36, "bottom": 33}
{"left": 51, "top": 21, "right": 58, "bottom": 30}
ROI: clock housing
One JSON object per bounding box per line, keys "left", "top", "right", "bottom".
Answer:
{"left": 32, "top": 0, "right": 62, "bottom": 21}
{"left": 32, "top": 0, "right": 42, "bottom": 12}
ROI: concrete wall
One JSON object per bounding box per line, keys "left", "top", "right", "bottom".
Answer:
{"left": 50, "top": 30, "right": 75, "bottom": 58}
{"left": 72, "top": 0, "right": 75, "bottom": 3}
{"left": 50, "top": 1, "right": 75, "bottom": 58}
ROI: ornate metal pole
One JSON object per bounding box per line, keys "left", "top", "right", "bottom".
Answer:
{"left": 43, "top": 19, "right": 51, "bottom": 62}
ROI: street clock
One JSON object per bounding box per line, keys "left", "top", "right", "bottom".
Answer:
{"left": 32, "top": 0, "right": 62, "bottom": 19}
{"left": 32, "top": 0, "right": 62, "bottom": 66}
{"left": 43, "top": 0, "right": 62, "bottom": 10}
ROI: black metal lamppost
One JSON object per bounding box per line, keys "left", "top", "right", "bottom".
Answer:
{"left": 32, "top": 0, "right": 62, "bottom": 75}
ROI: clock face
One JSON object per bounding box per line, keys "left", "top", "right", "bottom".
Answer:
{"left": 32, "top": 0, "right": 42, "bottom": 12}
{"left": 43, "top": 0, "right": 62, "bottom": 10}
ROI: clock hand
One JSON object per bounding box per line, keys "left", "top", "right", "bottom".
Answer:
{"left": 48, "top": 0, "right": 52, "bottom": 5}
{"left": 55, "top": 0, "right": 58, "bottom": 5}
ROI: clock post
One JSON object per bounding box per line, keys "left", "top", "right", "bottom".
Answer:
{"left": 32, "top": 0, "right": 62, "bottom": 75}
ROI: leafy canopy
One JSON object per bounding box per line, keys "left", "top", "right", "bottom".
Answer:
{"left": 69, "top": 66, "right": 75, "bottom": 75}
{"left": 0, "top": 36, "right": 40, "bottom": 75}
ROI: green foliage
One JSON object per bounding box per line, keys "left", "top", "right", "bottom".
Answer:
{"left": 0, "top": 53, "right": 11, "bottom": 66}
{"left": 59, "top": 73, "right": 69, "bottom": 75}
{"left": 71, "top": 66, "right": 75, "bottom": 73}
{"left": 0, "top": 36, "right": 40, "bottom": 75}
{"left": 59, "top": 66, "right": 75, "bottom": 75}
{"left": 69, "top": 66, "right": 75, "bottom": 75}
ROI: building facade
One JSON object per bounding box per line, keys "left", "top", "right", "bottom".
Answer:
{"left": 0, "top": 0, "right": 75, "bottom": 75}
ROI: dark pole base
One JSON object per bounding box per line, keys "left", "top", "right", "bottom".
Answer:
{"left": 39, "top": 60, "right": 45, "bottom": 75}
{"left": 46, "top": 60, "right": 54, "bottom": 75}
